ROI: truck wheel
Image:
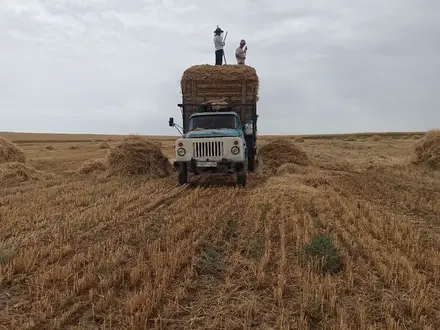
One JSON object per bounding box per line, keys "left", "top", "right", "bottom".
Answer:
{"left": 237, "top": 165, "right": 247, "bottom": 187}
{"left": 178, "top": 164, "right": 188, "bottom": 185}
{"left": 248, "top": 155, "right": 256, "bottom": 172}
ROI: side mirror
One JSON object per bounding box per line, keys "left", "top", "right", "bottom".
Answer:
{"left": 243, "top": 122, "right": 253, "bottom": 135}
{"left": 168, "top": 117, "right": 175, "bottom": 127}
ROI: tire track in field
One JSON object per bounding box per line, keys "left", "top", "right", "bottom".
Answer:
{"left": 1, "top": 180, "right": 197, "bottom": 329}
{"left": 142, "top": 183, "right": 263, "bottom": 329}
{"left": 0, "top": 177, "right": 85, "bottom": 209}
{"left": 118, "top": 186, "right": 246, "bottom": 330}
{"left": 29, "top": 186, "right": 244, "bottom": 330}
{"left": 1, "top": 174, "right": 263, "bottom": 329}
{"left": 40, "top": 180, "right": 192, "bottom": 268}
{"left": 1, "top": 178, "right": 190, "bottom": 282}
{"left": 0, "top": 176, "right": 122, "bottom": 231}
{"left": 1, "top": 178, "right": 174, "bottom": 246}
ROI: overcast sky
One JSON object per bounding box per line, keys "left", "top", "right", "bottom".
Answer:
{"left": 1, "top": 0, "right": 439, "bottom": 135}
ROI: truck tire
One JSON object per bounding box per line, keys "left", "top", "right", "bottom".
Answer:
{"left": 178, "top": 164, "right": 188, "bottom": 185}
{"left": 248, "top": 155, "right": 256, "bottom": 172}
{"left": 237, "top": 164, "right": 247, "bottom": 187}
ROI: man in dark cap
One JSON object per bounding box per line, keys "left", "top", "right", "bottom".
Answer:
{"left": 213, "top": 26, "right": 225, "bottom": 65}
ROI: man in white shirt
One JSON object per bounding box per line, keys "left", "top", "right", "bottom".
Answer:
{"left": 235, "top": 39, "right": 247, "bottom": 65}
{"left": 213, "top": 26, "right": 225, "bottom": 65}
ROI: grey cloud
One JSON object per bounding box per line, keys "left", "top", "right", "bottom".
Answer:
{"left": 0, "top": 0, "right": 439, "bottom": 135}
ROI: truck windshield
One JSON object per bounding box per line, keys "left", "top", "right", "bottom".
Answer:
{"left": 189, "top": 115, "right": 237, "bottom": 130}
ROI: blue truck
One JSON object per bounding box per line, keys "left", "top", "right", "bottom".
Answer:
{"left": 168, "top": 65, "right": 259, "bottom": 187}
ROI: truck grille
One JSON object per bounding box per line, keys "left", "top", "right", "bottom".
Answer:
{"left": 193, "top": 141, "right": 224, "bottom": 158}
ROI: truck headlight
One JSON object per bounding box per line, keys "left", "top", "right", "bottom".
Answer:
{"left": 231, "top": 146, "right": 240, "bottom": 155}
{"left": 177, "top": 148, "right": 186, "bottom": 156}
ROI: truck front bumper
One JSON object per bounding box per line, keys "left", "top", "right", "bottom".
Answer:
{"left": 174, "top": 159, "right": 246, "bottom": 174}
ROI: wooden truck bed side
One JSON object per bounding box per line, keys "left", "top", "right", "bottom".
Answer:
{"left": 182, "top": 79, "right": 257, "bottom": 105}
{"left": 180, "top": 79, "right": 258, "bottom": 131}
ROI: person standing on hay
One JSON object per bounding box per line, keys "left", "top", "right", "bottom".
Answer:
{"left": 235, "top": 39, "right": 247, "bottom": 65}
{"left": 213, "top": 26, "right": 225, "bottom": 65}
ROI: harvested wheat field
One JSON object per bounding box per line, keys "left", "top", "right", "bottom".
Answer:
{"left": 1, "top": 131, "right": 440, "bottom": 330}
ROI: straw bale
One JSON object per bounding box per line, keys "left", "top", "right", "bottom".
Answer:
{"left": 198, "top": 98, "right": 231, "bottom": 110}
{"left": 181, "top": 64, "right": 259, "bottom": 95}
{"left": 0, "top": 137, "right": 26, "bottom": 164}
{"left": 413, "top": 129, "right": 440, "bottom": 170}
{"left": 258, "top": 139, "right": 310, "bottom": 174}
{"left": 276, "top": 163, "right": 309, "bottom": 176}
{"left": 149, "top": 140, "right": 163, "bottom": 148}
{"left": 369, "top": 135, "right": 381, "bottom": 141}
{"left": 99, "top": 142, "right": 110, "bottom": 149}
{"left": 0, "top": 162, "right": 49, "bottom": 184}
{"left": 107, "top": 135, "right": 172, "bottom": 177}
{"left": 319, "top": 160, "right": 353, "bottom": 172}
{"left": 181, "top": 64, "right": 258, "bottom": 82}
{"left": 78, "top": 159, "right": 107, "bottom": 174}
{"left": 201, "top": 99, "right": 229, "bottom": 106}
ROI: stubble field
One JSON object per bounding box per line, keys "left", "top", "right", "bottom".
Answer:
{"left": 1, "top": 131, "right": 440, "bottom": 330}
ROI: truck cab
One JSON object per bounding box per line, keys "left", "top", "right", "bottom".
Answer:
{"left": 169, "top": 111, "right": 248, "bottom": 186}
{"left": 186, "top": 112, "right": 244, "bottom": 138}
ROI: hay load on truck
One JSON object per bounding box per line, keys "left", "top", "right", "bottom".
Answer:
{"left": 168, "top": 64, "right": 259, "bottom": 187}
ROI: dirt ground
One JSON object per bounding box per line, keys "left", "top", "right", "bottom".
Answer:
{"left": 0, "top": 132, "right": 439, "bottom": 330}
